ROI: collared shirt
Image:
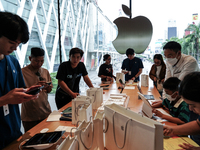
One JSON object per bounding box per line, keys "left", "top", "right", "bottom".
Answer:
{"left": 165, "top": 54, "right": 200, "bottom": 81}
{"left": 162, "top": 98, "right": 190, "bottom": 123}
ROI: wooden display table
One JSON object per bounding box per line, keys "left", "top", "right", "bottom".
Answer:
{"left": 3, "top": 80, "right": 199, "bottom": 149}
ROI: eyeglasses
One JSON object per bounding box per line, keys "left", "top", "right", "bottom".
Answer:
{"left": 35, "top": 71, "right": 45, "bottom": 81}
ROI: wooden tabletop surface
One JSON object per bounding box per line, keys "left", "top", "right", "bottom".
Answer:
{"left": 3, "top": 80, "right": 182, "bottom": 150}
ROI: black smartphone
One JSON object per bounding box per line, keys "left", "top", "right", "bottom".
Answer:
{"left": 25, "top": 86, "right": 44, "bottom": 95}
{"left": 100, "top": 84, "right": 109, "bottom": 88}
{"left": 119, "top": 79, "right": 124, "bottom": 85}
{"left": 45, "top": 81, "right": 52, "bottom": 86}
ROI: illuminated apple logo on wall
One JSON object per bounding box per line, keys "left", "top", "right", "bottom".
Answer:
{"left": 112, "top": 5, "right": 153, "bottom": 54}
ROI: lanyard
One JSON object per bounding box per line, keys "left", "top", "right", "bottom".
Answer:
{"left": 0, "top": 56, "right": 8, "bottom": 95}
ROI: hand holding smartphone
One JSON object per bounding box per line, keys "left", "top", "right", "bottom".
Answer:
{"left": 45, "top": 81, "right": 52, "bottom": 86}
{"left": 25, "top": 85, "right": 44, "bottom": 95}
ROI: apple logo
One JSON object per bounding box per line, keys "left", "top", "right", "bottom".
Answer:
{"left": 112, "top": 5, "right": 153, "bottom": 54}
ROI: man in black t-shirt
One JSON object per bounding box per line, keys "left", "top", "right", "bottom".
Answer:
{"left": 55, "top": 48, "right": 93, "bottom": 109}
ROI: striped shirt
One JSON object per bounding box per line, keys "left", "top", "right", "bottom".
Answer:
{"left": 162, "top": 98, "right": 190, "bottom": 123}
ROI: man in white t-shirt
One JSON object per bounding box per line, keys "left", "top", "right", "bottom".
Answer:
{"left": 163, "top": 41, "right": 200, "bottom": 144}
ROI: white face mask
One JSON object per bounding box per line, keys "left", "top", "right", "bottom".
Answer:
{"left": 165, "top": 92, "right": 177, "bottom": 102}
{"left": 165, "top": 53, "right": 179, "bottom": 66}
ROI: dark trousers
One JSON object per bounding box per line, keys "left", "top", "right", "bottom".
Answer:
{"left": 22, "top": 119, "right": 43, "bottom": 133}
{"left": 55, "top": 90, "right": 72, "bottom": 110}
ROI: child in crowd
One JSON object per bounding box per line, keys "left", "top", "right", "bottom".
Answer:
{"left": 152, "top": 77, "right": 190, "bottom": 125}
{"left": 163, "top": 72, "right": 200, "bottom": 149}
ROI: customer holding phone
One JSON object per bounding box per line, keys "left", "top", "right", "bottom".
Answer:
{"left": 21, "top": 47, "right": 53, "bottom": 132}
{"left": 0, "top": 12, "right": 40, "bottom": 149}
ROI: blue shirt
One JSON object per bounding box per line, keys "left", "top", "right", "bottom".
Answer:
{"left": 0, "top": 55, "right": 25, "bottom": 149}
{"left": 121, "top": 57, "right": 144, "bottom": 81}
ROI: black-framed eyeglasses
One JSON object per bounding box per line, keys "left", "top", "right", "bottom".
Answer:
{"left": 35, "top": 71, "right": 45, "bottom": 81}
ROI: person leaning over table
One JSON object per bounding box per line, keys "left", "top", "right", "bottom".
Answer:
{"left": 0, "top": 11, "right": 40, "bottom": 149}
{"left": 55, "top": 47, "right": 94, "bottom": 109}
{"left": 163, "top": 72, "right": 200, "bottom": 150}
{"left": 21, "top": 47, "right": 53, "bottom": 132}
{"left": 149, "top": 54, "right": 166, "bottom": 96}
{"left": 151, "top": 77, "right": 190, "bottom": 125}
{"left": 163, "top": 41, "right": 200, "bottom": 145}
{"left": 121, "top": 48, "right": 143, "bottom": 82}
{"left": 98, "top": 54, "right": 116, "bottom": 82}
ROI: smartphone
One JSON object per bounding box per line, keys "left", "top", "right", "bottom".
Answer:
{"left": 119, "top": 79, "right": 124, "bottom": 85}
{"left": 100, "top": 84, "right": 109, "bottom": 88}
{"left": 45, "top": 81, "right": 52, "bottom": 86}
{"left": 25, "top": 85, "right": 44, "bottom": 95}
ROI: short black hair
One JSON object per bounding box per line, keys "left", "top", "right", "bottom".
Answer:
{"left": 163, "top": 41, "right": 181, "bottom": 53}
{"left": 103, "top": 54, "right": 110, "bottom": 61}
{"left": 126, "top": 48, "right": 134, "bottom": 56}
{"left": 179, "top": 72, "right": 200, "bottom": 102}
{"left": 163, "top": 77, "right": 181, "bottom": 92}
{"left": 69, "top": 47, "right": 84, "bottom": 57}
{"left": 0, "top": 11, "right": 29, "bottom": 43}
{"left": 31, "top": 47, "right": 45, "bottom": 57}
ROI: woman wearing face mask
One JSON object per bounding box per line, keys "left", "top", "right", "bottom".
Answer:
{"left": 152, "top": 77, "right": 190, "bottom": 125}
{"left": 149, "top": 54, "right": 166, "bottom": 96}
{"left": 98, "top": 54, "right": 116, "bottom": 82}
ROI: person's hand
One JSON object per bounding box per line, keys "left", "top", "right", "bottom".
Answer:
{"left": 122, "top": 70, "right": 128, "bottom": 74}
{"left": 178, "top": 143, "right": 200, "bottom": 150}
{"left": 5, "top": 86, "right": 40, "bottom": 105}
{"left": 152, "top": 109, "right": 163, "bottom": 117}
{"left": 163, "top": 125, "right": 174, "bottom": 136}
{"left": 131, "top": 77, "right": 136, "bottom": 81}
{"left": 151, "top": 100, "right": 162, "bottom": 108}
{"left": 107, "top": 76, "right": 112, "bottom": 81}
{"left": 70, "top": 92, "right": 79, "bottom": 98}
{"left": 161, "top": 79, "right": 165, "bottom": 83}
{"left": 151, "top": 100, "right": 161, "bottom": 105}
{"left": 37, "top": 81, "right": 46, "bottom": 86}
{"left": 43, "top": 85, "right": 53, "bottom": 93}
{"left": 154, "top": 77, "right": 157, "bottom": 82}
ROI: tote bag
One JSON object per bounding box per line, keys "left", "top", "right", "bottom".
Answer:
{"left": 141, "top": 74, "right": 149, "bottom": 87}
{"left": 72, "top": 98, "right": 92, "bottom": 125}
{"left": 116, "top": 73, "right": 125, "bottom": 84}
{"left": 86, "top": 88, "right": 103, "bottom": 109}
{"left": 74, "top": 118, "right": 104, "bottom": 150}
{"left": 57, "top": 135, "right": 79, "bottom": 150}
{"left": 74, "top": 121, "right": 94, "bottom": 150}
{"left": 104, "top": 103, "right": 163, "bottom": 150}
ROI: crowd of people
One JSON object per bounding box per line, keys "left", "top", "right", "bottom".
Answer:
{"left": 1, "top": 11, "right": 200, "bottom": 150}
